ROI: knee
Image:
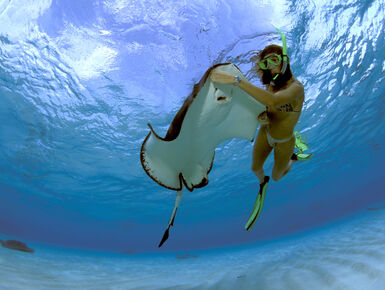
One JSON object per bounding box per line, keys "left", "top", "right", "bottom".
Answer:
{"left": 271, "top": 169, "right": 283, "bottom": 181}
{"left": 271, "top": 173, "right": 281, "bottom": 182}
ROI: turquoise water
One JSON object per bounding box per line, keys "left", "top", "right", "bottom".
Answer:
{"left": 0, "top": 0, "right": 384, "bottom": 288}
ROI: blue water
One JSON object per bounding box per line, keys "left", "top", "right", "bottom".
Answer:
{"left": 0, "top": 0, "right": 384, "bottom": 288}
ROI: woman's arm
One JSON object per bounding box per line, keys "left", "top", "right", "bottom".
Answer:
{"left": 237, "top": 79, "right": 275, "bottom": 107}
{"left": 210, "top": 71, "right": 274, "bottom": 106}
{"left": 210, "top": 70, "right": 302, "bottom": 107}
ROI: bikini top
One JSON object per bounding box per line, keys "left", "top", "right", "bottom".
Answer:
{"left": 276, "top": 103, "right": 301, "bottom": 113}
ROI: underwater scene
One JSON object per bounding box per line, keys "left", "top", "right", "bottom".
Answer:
{"left": 0, "top": 0, "right": 384, "bottom": 289}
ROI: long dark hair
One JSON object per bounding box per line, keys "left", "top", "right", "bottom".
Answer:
{"left": 255, "top": 44, "right": 293, "bottom": 91}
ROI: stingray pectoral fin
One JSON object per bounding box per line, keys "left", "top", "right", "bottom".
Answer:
{"left": 245, "top": 176, "right": 270, "bottom": 231}
{"left": 141, "top": 131, "right": 182, "bottom": 190}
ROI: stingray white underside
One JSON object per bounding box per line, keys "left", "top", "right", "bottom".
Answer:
{"left": 141, "top": 63, "right": 266, "bottom": 191}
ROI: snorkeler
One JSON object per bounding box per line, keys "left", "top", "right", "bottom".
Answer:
{"left": 210, "top": 28, "right": 312, "bottom": 231}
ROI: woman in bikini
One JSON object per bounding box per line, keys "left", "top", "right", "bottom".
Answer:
{"left": 210, "top": 44, "right": 305, "bottom": 185}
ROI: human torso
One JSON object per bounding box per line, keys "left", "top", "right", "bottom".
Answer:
{"left": 266, "top": 78, "right": 304, "bottom": 140}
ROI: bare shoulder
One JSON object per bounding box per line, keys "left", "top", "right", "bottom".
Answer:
{"left": 287, "top": 78, "right": 304, "bottom": 96}
{"left": 274, "top": 78, "right": 304, "bottom": 100}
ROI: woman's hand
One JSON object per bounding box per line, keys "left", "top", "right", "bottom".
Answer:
{"left": 210, "top": 71, "right": 236, "bottom": 84}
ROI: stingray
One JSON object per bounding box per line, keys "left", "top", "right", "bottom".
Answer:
{"left": 140, "top": 63, "right": 266, "bottom": 247}
{"left": 0, "top": 239, "right": 35, "bottom": 253}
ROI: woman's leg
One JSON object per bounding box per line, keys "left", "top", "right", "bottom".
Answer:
{"left": 272, "top": 136, "right": 295, "bottom": 181}
{"left": 251, "top": 125, "right": 273, "bottom": 183}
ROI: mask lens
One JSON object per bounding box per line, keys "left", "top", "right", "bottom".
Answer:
{"left": 258, "top": 59, "right": 268, "bottom": 70}
{"left": 258, "top": 54, "right": 282, "bottom": 70}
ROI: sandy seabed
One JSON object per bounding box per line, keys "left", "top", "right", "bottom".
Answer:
{"left": 1, "top": 210, "right": 385, "bottom": 290}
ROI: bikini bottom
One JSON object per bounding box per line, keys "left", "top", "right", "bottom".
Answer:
{"left": 265, "top": 128, "right": 294, "bottom": 147}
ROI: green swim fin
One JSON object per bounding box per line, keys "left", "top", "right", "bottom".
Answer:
{"left": 291, "top": 153, "right": 314, "bottom": 161}
{"left": 245, "top": 176, "right": 270, "bottom": 231}
{"left": 294, "top": 131, "right": 309, "bottom": 153}
{"left": 293, "top": 131, "right": 313, "bottom": 160}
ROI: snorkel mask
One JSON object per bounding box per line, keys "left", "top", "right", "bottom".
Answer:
{"left": 258, "top": 26, "right": 288, "bottom": 81}
{"left": 258, "top": 53, "right": 282, "bottom": 70}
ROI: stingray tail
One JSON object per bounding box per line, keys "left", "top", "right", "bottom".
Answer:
{"left": 158, "top": 187, "right": 184, "bottom": 247}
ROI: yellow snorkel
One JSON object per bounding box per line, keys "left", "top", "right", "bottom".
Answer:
{"left": 271, "top": 26, "right": 288, "bottom": 80}
{"left": 275, "top": 26, "right": 288, "bottom": 74}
